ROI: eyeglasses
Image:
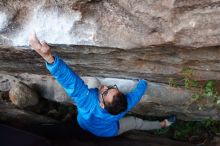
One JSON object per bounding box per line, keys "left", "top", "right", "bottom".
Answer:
{"left": 101, "top": 85, "right": 118, "bottom": 106}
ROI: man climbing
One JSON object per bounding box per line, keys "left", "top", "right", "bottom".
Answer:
{"left": 29, "top": 33, "right": 176, "bottom": 137}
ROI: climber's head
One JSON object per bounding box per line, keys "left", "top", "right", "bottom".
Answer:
{"left": 99, "top": 85, "right": 127, "bottom": 115}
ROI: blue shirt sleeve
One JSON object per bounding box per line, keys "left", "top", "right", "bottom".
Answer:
{"left": 126, "top": 79, "right": 148, "bottom": 111}
{"left": 45, "top": 54, "right": 93, "bottom": 111}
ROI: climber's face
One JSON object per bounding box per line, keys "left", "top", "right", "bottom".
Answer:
{"left": 99, "top": 85, "right": 119, "bottom": 109}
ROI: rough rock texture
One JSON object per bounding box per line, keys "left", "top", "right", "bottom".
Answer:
{"left": 1, "top": 1, "right": 220, "bottom": 145}
{"left": 0, "top": 0, "right": 220, "bottom": 81}
{"left": 1, "top": 0, "right": 220, "bottom": 48}
{"left": 1, "top": 45, "right": 220, "bottom": 83}
{"left": 1, "top": 73, "right": 220, "bottom": 121}
{"left": 0, "top": 100, "right": 57, "bottom": 125}
{"left": 0, "top": 0, "right": 220, "bottom": 120}
{"left": 9, "top": 81, "right": 39, "bottom": 108}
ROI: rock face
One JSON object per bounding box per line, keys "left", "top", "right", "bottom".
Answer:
{"left": 0, "top": 0, "right": 220, "bottom": 121}
{"left": 0, "top": 99, "right": 57, "bottom": 125}
{"left": 9, "top": 81, "right": 39, "bottom": 108}
{"left": 0, "top": 0, "right": 220, "bottom": 82}
{"left": 1, "top": 73, "right": 220, "bottom": 121}
{"left": 1, "top": 0, "right": 220, "bottom": 49}
{"left": 1, "top": 45, "right": 220, "bottom": 83}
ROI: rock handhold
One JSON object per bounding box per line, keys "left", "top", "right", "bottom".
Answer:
{"left": 9, "top": 81, "right": 39, "bottom": 108}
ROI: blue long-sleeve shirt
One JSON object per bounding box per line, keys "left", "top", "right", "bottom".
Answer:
{"left": 46, "top": 54, "right": 148, "bottom": 137}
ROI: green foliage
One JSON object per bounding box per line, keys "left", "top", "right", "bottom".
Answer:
{"left": 201, "top": 119, "right": 217, "bottom": 128}
{"left": 181, "top": 67, "right": 197, "bottom": 89}
{"left": 182, "top": 67, "right": 191, "bottom": 89}
{"left": 168, "top": 77, "right": 178, "bottom": 87}
{"left": 153, "top": 119, "right": 220, "bottom": 141}
{"left": 154, "top": 127, "right": 171, "bottom": 135}
{"left": 154, "top": 121, "right": 194, "bottom": 140}
{"left": 173, "top": 122, "right": 194, "bottom": 139}
{"left": 182, "top": 67, "right": 193, "bottom": 78}
{"left": 184, "top": 78, "right": 190, "bottom": 89}
{"left": 191, "top": 80, "right": 199, "bottom": 88}
{"left": 204, "top": 80, "right": 218, "bottom": 97}
{"left": 192, "top": 93, "right": 202, "bottom": 100}
{"left": 168, "top": 67, "right": 220, "bottom": 101}
{"left": 168, "top": 67, "right": 201, "bottom": 90}
{"left": 163, "top": 68, "right": 220, "bottom": 141}
{"left": 191, "top": 80, "right": 219, "bottom": 102}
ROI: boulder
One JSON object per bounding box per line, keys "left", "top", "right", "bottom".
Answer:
{"left": 9, "top": 81, "right": 39, "bottom": 108}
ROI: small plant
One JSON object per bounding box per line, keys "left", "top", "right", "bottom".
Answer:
{"left": 191, "top": 80, "right": 219, "bottom": 101}
{"left": 181, "top": 67, "right": 196, "bottom": 89}
{"left": 191, "top": 80, "right": 199, "bottom": 88}
{"left": 184, "top": 78, "right": 190, "bottom": 89}
{"left": 168, "top": 77, "right": 178, "bottom": 87}
{"left": 154, "top": 127, "right": 170, "bottom": 135}
{"left": 202, "top": 80, "right": 219, "bottom": 103}
{"left": 192, "top": 93, "right": 202, "bottom": 100}
{"left": 152, "top": 116, "right": 220, "bottom": 142}
{"left": 182, "top": 67, "right": 193, "bottom": 78}
{"left": 201, "top": 118, "right": 217, "bottom": 128}
{"left": 192, "top": 82, "right": 218, "bottom": 102}
{"left": 204, "top": 80, "right": 218, "bottom": 97}
{"left": 168, "top": 67, "right": 219, "bottom": 102}
{"left": 173, "top": 121, "right": 194, "bottom": 140}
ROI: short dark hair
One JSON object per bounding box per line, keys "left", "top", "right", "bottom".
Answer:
{"left": 104, "top": 92, "right": 128, "bottom": 115}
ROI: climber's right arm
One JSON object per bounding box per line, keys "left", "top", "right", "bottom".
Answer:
{"left": 29, "top": 33, "right": 92, "bottom": 109}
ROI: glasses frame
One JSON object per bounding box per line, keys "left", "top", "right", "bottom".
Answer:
{"left": 101, "top": 84, "right": 118, "bottom": 106}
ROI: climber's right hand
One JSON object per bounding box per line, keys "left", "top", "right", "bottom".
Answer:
{"left": 29, "top": 32, "right": 54, "bottom": 64}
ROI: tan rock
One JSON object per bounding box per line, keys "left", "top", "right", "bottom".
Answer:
{"left": 9, "top": 81, "right": 39, "bottom": 108}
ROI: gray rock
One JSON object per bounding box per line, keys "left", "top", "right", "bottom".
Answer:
{"left": 1, "top": 0, "right": 220, "bottom": 48}
{"left": 1, "top": 73, "right": 220, "bottom": 121}
{"left": 0, "top": 0, "right": 220, "bottom": 122}
{"left": 0, "top": 91, "right": 2, "bottom": 100}
{"left": 9, "top": 81, "right": 39, "bottom": 108}
{"left": 0, "top": 100, "right": 57, "bottom": 125}
{"left": 0, "top": 0, "right": 220, "bottom": 83}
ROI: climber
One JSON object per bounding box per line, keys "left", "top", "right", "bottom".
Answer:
{"left": 29, "top": 33, "right": 176, "bottom": 138}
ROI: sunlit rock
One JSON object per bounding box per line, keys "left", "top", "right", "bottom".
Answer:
{"left": 0, "top": 12, "right": 8, "bottom": 31}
